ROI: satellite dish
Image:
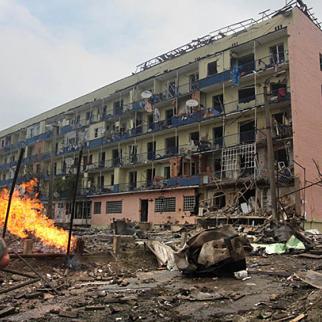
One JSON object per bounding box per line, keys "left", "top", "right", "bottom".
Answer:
{"left": 186, "top": 99, "right": 199, "bottom": 108}
{"left": 141, "top": 90, "right": 152, "bottom": 99}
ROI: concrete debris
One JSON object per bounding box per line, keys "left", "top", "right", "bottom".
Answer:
{"left": 1, "top": 220, "right": 322, "bottom": 321}
{"left": 145, "top": 240, "right": 177, "bottom": 271}
{"left": 174, "top": 225, "right": 248, "bottom": 276}
{"left": 295, "top": 270, "right": 322, "bottom": 289}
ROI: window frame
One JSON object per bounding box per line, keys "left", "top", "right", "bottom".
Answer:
{"left": 93, "top": 202, "right": 102, "bottom": 214}
{"left": 155, "top": 197, "right": 176, "bottom": 213}
{"left": 106, "top": 201, "right": 123, "bottom": 214}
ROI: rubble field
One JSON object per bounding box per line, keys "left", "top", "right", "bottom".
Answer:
{"left": 1, "top": 224, "right": 322, "bottom": 322}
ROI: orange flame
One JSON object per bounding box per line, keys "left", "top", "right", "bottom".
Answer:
{"left": 0, "top": 179, "right": 77, "bottom": 251}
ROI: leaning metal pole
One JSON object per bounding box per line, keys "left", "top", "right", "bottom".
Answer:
{"left": 2, "top": 148, "right": 25, "bottom": 239}
{"left": 263, "top": 85, "right": 279, "bottom": 221}
{"left": 67, "top": 148, "right": 83, "bottom": 256}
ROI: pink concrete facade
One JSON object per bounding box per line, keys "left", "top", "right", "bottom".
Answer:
{"left": 90, "top": 188, "right": 197, "bottom": 226}
{"left": 288, "top": 8, "right": 322, "bottom": 222}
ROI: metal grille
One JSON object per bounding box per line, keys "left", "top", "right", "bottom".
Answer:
{"left": 183, "top": 196, "right": 195, "bottom": 211}
{"left": 222, "top": 143, "right": 256, "bottom": 177}
{"left": 106, "top": 201, "right": 122, "bottom": 214}
{"left": 155, "top": 197, "right": 176, "bottom": 213}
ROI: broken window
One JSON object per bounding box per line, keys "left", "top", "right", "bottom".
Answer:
{"left": 207, "top": 61, "right": 218, "bottom": 76}
{"left": 165, "top": 137, "right": 178, "bottom": 156}
{"left": 97, "top": 175, "right": 104, "bottom": 189}
{"left": 75, "top": 201, "right": 91, "bottom": 219}
{"left": 213, "top": 126, "right": 223, "bottom": 148}
{"left": 270, "top": 83, "right": 287, "bottom": 101}
{"left": 147, "top": 141, "right": 156, "bottom": 160}
{"left": 155, "top": 197, "right": 176, "bottom": 212}
{"left": 240, "top": 121, "right": 255, "bottom": 144}
{"left": 86, "top": 111, "right": 92, "bottom": 121}
{"left": 146, "top": 168, "right": 155, "bottom": 187}
{"left": 213, "top": 192, "right": 226, "bottom": 209}
{"left": 113, "top": 100, "right": 123, "bottom": 116}
{"left": 238, "top": 87, "right": 255, "bottom": 104}
{"left": 189, "top": 73, "right": 199, "bottom": 91}
{"left": 275, "top": 148, "right": 289, "bottom": 167}
{"left": 238, "top": 54, "right": 255, "bottom": 76}
{"left": 214, "top": 158, "right": 222, "bottom": 176}
{"left": 272, "top": 112, "right": 292, "bottom": 138}
{"left": 190, "top": 131, "right": 199, "bottom": 145}
{"left": 112, "top": 149, "right": 121, "bottom": 167}
{"left": 270, "top": 43, "right": 285, "bottom": 64}
{"left": 164, "top": 166, "right": 171, "bottom": 179}
{"left": 240, "top": 153, "right": 255, "bottom": 177}
{"left": 93, "top": 202, "right": 101, "bottom": 214}
{"left": 147, "top": 114, "right": 154, "bottom": 130}
{"left": 167, "top": 81, "right": 176, "bottom": 98}
{"left": 129, "top": 171, "right": 137, "bottom": 191}
{"left": 129, "top": 145, "right": 138, "bottom": 164}
{"left": 99, "top": 152, "right": 105, "bottom": 167}
{"left": 106, "top": 201, "right": 122, "bottom": 214}
{"left": 238, "top": 189, "right": 255, "bottom": 214}
{"left": 102, "top": 105, "right": 107, "bottom": 117}
{"left": 165, "top": 109, "right": 174, "bottom": 125}
{"left": 212, "top": 94, "right": 224, "bottom": 114}
{"left": 82, "top": 156, "right": 88, "bottom": 170}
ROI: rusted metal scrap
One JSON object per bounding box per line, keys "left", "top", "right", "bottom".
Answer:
{"left": 174, "top": 225, "right": 249, "bottom": 276}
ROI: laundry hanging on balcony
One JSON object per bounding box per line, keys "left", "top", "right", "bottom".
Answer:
{"left": 153, "top": 107, "right": 160, "bottom": 123}
{"left": 231, "top": 63, "right": 240, "bottom": 86}
{"left": 144, "top": 100, "right": 153, "bottom": 113}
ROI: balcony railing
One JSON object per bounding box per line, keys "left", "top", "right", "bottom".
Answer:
{"left": 199, "top": 70, "right": 231, "bottom": 89}
{"left": 82, "top": 175, "right": 201, "bottom": 196}
{"left": 199, "top": 52, "right": 288, "bottom": 90}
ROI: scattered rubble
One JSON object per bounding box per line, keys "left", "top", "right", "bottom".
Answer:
{"left": 0, "top": 222, "right": 322, "bottom": 321}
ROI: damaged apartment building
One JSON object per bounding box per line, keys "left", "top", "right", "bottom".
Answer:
{"left": 0, "top": 1, "right": 322, "bottom": 229}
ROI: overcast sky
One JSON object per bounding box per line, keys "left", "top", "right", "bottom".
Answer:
{"left": 0, "top": 0, "right": 321, "bottom": 131}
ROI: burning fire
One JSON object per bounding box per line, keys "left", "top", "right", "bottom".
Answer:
{"left": 0, "top": 179, "right": 76, "bottom": 251}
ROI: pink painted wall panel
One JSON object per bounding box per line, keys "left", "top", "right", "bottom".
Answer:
{"left": 91, "top": 188, "right": 197, "bottom": 226}
{"left": 288, "top": 8, "right": 322, "bottom": 222}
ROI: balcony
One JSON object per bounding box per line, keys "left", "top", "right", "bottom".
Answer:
{"left": 59, "top": 125, "right": 74, "bottom": 135}
{"left": 84, "top": 176, "right": 201, "bottom": 196}
{"left": 25, "top": 131, "right": 52, "bottom": 145}
{"left": 87, "top": 137, "right": 104, "bottom": 149}
{"left": 199, "top": 70, "right": 231, "bottom": 90}
{"left": 171, "top": 111, "right": 203, "bottom": 127}
{"left": 273, "top": 124, "right": 293, "bottom": 139}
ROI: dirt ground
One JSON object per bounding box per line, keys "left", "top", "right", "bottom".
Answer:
{"left": 1, "top": 239, "right": 322, "bottom": 322}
